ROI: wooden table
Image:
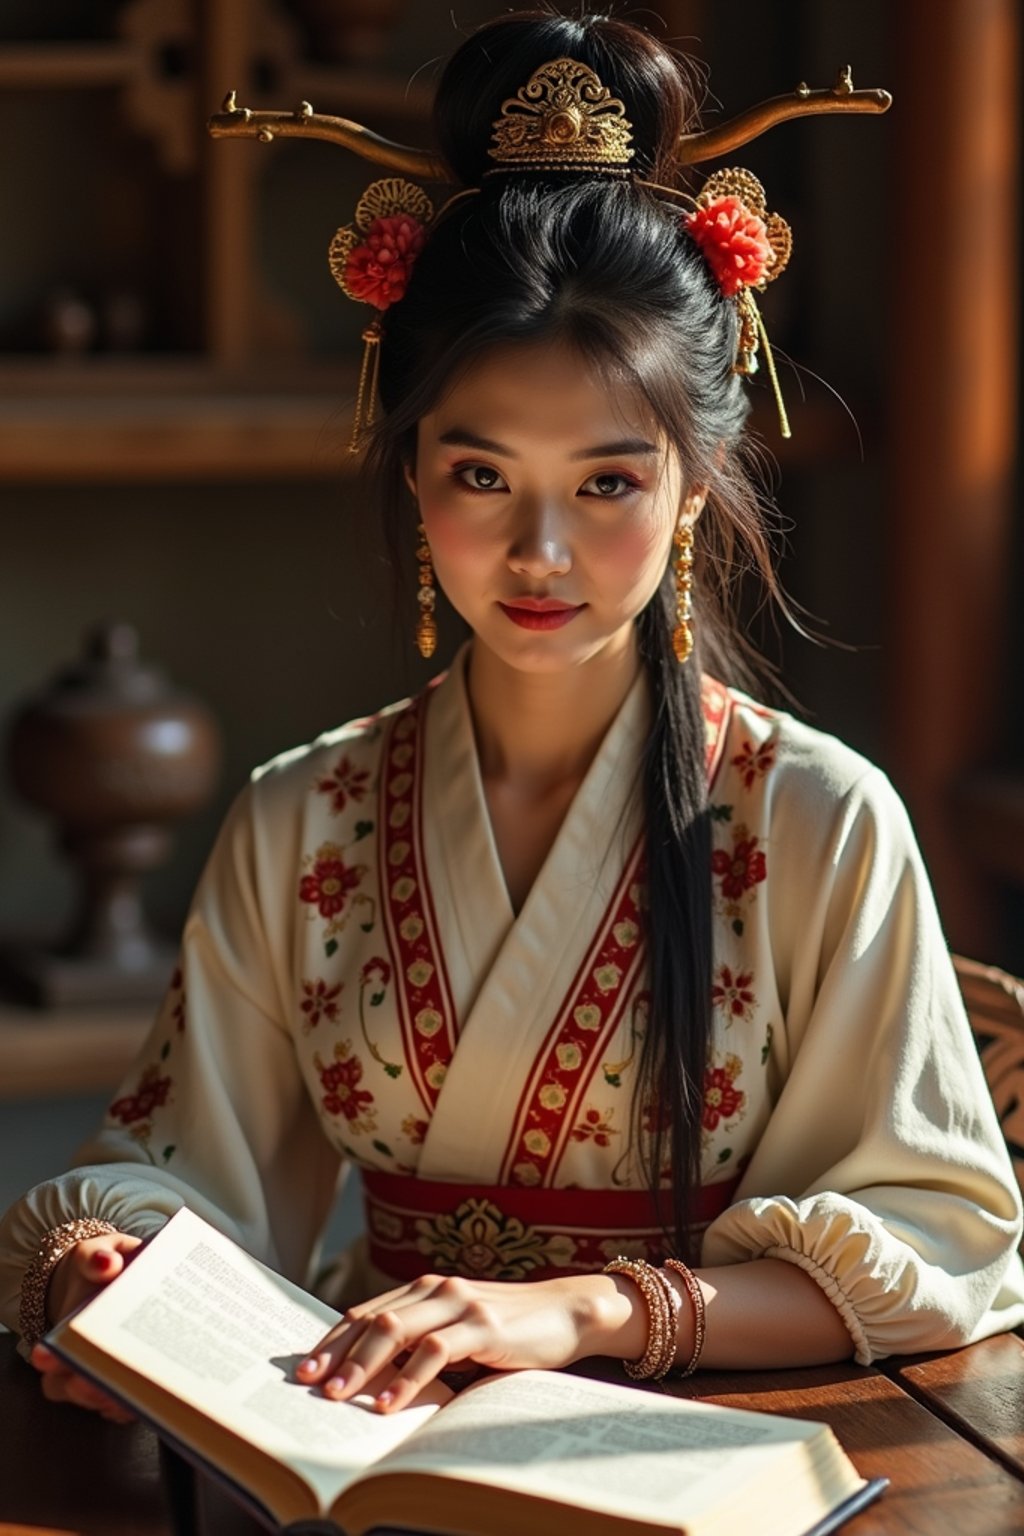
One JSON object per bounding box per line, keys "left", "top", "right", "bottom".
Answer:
{"left": 2, "top": 1331, "right": 1023, "bottom": 1535}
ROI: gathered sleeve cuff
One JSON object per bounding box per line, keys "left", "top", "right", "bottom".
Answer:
{"left": 704, "top": 1187, "right": 1023, "bottom": 1365}
{"left": 702, "top": 763, "right": 1024, "bottom": 1364}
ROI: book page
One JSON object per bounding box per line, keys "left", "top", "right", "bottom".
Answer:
{"left": 56, "top": 1208, "right": 445, "bottom": 1512}
{"left": 362, "top": 1369, "right": 861, "bottom": 1527}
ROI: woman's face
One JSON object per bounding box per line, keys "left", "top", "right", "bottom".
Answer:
{"left": 409, "top": 337, "right": 702, "bottom": 675}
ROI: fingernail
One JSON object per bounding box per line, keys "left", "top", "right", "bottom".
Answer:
{"left": 298, "top": 1353, "right": 328, "bottom": 1375}
{"left": 324, "top": 1374, "right": 348, "bottom": 1397}
{"left": 92, "top": 1252, "right": 114, "bottom": 1272}
{"left": 375, "top": 1389, "right": 394, "bottom": 1409}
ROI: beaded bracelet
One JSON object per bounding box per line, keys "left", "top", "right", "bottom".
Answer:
{"left": 19, "top": 1218, "right": 120, "bottom": 1347}
{"left": 603, "top": 1256, "right": 677, "bottom": 1380}
{"left": 662, "top": 1257, "right": 707, "bottom": 1376}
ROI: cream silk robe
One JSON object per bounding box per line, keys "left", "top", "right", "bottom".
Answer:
{"left": 2, "top": 644, "right": 1023, "bottom": 1366}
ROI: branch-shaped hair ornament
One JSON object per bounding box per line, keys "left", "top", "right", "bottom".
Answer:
{"left": 208, "top": 65, "right": 889, "bottom": 172}
{"left": 208, "top": 62, "right": 888, "bottom": 449}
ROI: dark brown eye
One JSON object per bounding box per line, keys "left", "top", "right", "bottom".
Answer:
{"left": 458, "top": 465, "right": 505, "bottom": 490}
{"left": 582, "top": 472, "right": 634, "bottom": 497}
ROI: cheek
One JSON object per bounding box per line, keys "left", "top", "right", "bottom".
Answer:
{"left": 417, "top": 497, "right": 493, "bottom": 594}
{"left": 591, "top": 515, "right": 673, "bottom": 599}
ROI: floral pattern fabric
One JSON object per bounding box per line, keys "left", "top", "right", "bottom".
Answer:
{"left": 97, "top": 664, "right": 783, "bottom": 1198}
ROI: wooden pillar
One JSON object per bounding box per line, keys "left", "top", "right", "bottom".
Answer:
{"left": 202, "top": 0, "right": 255, "bottom": 370}
{"left": 887, "top": 0, "right": 1020, "bottom": 956}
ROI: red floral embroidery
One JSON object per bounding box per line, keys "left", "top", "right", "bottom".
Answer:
{"left": 731, "top": 738, "right": 777, "bottom": 790}
{"left": 317, "top": 1040, "right": 376, "bottom": 1130}
{"left": 315, "top": 754, "right": 371, "bottom": 816}
{"left": 402, "top": 1114, "right": 428, "bottom": 1145}
{"left": 712, "top": 965, "right": 757, "bottom": 1023}
{"left": 571, "top": 1107, "right": 618, "bottom": 1149}
{"left": 702, "top": 1060, "right": 745, "bottom": 1132}
{"left": 361, "top": 956, "right": 392, "bottom": 988}
{"left": 300, "top": 978, "right": 343, "bottom": 1029}
{"left": 344, "top": 215, "right": 427, "bottom": 310}
{"left": 109, "top": 1065, "right": 172, "bottom": 1125}
{"left": 712, "top": 828, "right": 767, "bottom": 901}
{"left": 502, "top": 851, "right": 646, "bottom": 1186}
{"left": 299, "top": 844, "right": 363, "bottom": 920}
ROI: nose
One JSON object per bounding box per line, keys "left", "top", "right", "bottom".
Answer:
{"left": 506, "top": 495, "right": 572, "bottom": 579}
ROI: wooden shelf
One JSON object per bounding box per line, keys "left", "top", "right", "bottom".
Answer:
{"left": 0, "top": 1001, "right": 152, "bottom": 1100}
{"left": 0, "top": 43, "right": 138, "bottom": 89}
{"left": 0, "top": 359, "right": 359, "bottom": 480}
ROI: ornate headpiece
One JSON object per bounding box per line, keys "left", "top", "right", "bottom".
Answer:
{"left": 682, "top": 167, "right": 793, "bottom": 434}
{"left": 325, "top": 178, "right": 435, "bottom": 448}
{"left": 487, "top": 57, "right": 634, "bottom": 176}
{"left": 209, "top": 60, "right": 889, "bottom": 448}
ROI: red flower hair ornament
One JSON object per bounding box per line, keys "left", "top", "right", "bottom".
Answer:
{"left": 683, "top": 167, "right": 793, "bottom": 436}
{"left": 686, "top": 194, "right": 773, "bottom": 299}
{"left": 328, "top": 177, "right": 434, "bottom": 450}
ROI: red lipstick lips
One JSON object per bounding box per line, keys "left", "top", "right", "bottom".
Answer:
{"left": 498, "top": 597, "right": 584, "bottom": 631}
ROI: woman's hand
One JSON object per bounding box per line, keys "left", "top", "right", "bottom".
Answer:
{"left": 294, "top": 1271, "right": 645, "bottom": 1413}
{"left": 30, "top": 1231, "right": 146, "bottom": 1425}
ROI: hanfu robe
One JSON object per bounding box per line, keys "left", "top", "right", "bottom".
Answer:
{"left": 2, "top": 643, "right": 1023, "bottom": 1366}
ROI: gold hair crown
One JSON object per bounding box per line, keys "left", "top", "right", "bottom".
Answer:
{"left": 487, "top": 57, "right": 634, "bottom": 175}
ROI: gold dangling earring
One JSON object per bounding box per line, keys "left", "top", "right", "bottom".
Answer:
{"left": 672, "top": 521, "right": 695, "bottom": 664}
{"left": 415, "top": 522, "right": 437, "bottom": 659}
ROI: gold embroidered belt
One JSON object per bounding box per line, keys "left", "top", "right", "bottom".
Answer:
{"left": 362, "top": 1170, "right": 741, "bottom": 1283}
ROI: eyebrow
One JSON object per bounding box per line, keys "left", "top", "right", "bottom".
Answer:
{"left": 437, "top": 428, "right": 659, "bottom": 460}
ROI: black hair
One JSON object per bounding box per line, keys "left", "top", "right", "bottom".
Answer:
{"left": 365, "top": 9, "right": 785, "bottom": 1261}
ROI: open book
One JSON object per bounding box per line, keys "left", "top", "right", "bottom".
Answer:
{"left": 46, "top": 1207, "right": 885, "bottom": 1536}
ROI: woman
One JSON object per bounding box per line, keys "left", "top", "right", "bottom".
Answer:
{"left": 5, "top": 11, "right": 1023, "bottom": 1423}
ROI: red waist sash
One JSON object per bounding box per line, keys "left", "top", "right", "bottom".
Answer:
{"left": 362, "top": 1169, "right": 740, "bottom": 1283}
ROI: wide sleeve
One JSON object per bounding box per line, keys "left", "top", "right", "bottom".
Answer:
{"left": 702, "top": 762, "right": 1024, "bottom": 1364}
{"left": 0, "top": 780, "right": 343, "bottom": 1345}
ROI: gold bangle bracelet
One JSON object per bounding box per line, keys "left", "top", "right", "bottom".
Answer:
{"left": 603, "top": 1256, "right": 677, "bottom": 1381}
{"left": 662, "top": 1257, "right": 707, "bottom": 1376}
{"left": 18, "top": 1218, "right": 120, "bottom": 1347}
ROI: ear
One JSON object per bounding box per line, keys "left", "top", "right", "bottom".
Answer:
{"left": 681, "top": 488, "right": 707, "bottom": 525}
{"left": 403, "top": 460, "right": 417, "bottom": 500}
